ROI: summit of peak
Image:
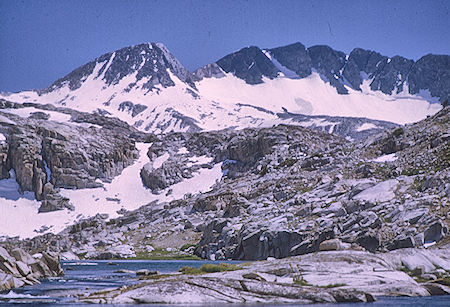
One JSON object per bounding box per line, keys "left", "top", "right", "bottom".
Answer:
{"left": 42, "top": 42, "right": 196, "bottom": 93}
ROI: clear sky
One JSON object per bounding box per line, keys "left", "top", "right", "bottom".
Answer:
{"left": 1, "top": 0, "right": 449, "bottom": 93}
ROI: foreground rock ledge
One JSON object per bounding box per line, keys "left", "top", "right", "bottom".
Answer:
{"left": 85, "top": 276, "right": 374, "bottom": 304}
{"left": 80, "top": 248, "right": 450, "bottom": 304}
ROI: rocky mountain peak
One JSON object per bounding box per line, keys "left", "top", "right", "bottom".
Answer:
{"left": 41, "top": 42, "right": 197, "bottom": 94}
{"left": 267, "top": 42, "right": 312, "bottom": 78}
{"left": 408, "top": 54, "right": 450, "bottom": 102}
{"left": 216, "top": 46, "right": 280, "bottom": 84}
{"left": 307, "top": 45, "right": 348, "bottom": 94}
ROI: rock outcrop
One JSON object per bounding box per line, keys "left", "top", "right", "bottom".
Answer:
{"left": 192, "top": 107, "right": 449, "bottom": 260}
{"left": 0, "top": 246, "right": 63, "bottom": 290}
{"left": 0, "top": 100, "right": 140, "bottom": 212}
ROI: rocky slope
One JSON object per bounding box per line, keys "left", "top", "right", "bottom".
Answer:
{"left": 7, "top": 107, "right": 448, "bottom": 264}
{"left": 0, "top": 40, "right": 448, "bottom": 303}
{"left": 0, "top": 99, "right": 141, "bottom": 212}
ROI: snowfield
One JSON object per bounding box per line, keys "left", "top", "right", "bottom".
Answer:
{"left": 0, "top": 143, "right": 223, "bottom": 239}
{"left": 1, "top": 65, "right": 441, "bottom": 135}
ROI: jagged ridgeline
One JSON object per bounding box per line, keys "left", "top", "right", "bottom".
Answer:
{"left": 36, "top": 41, "right": 450, "bottom": 100}
{"left": 1, "top": 41, "right": 447, "bottom": 136}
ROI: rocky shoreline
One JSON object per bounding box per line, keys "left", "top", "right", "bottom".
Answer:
{"left": 1, "top": 244, "right": 449, "bottom": 304}
{"left": 79, "top": 247, "right": 449, "bottom": 304}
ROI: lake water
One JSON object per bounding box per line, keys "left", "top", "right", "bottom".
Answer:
{"left": 0, "top": 260, "right": 449, "bottom": 306}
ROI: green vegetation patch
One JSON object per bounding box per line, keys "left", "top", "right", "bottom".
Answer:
{"left": 392, "top": 127, "right": 404, "bottom": 138}
{"left": 179, "top": 263, "right": 241, "bottom": 275}
{"left": 434, "top": 277, "right": 450, "bottom": 287}
{"left": 401, "top": 168, "right": 420, "bottom": 176}
{"left": 129, "top": 249, "right": 201, "bottom": 260}
{"left": 180, "top": 243, "right": 196, "bottom": 251}
{"left": 319, "top": 283, "right": 347, "bottom": 288}
{"left": 293, "top": 274, "right": 312, "bottom": 286}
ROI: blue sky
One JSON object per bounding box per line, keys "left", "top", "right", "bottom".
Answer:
{"left": 1, "top": 0, "right": 449, "bottom": 92}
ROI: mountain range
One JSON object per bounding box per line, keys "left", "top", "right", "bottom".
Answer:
{"left": 0, "top": 41, "right": 449, "bottom": 238}
{"left": 1, "top": 41, "right": 447, "bottom": 138}
{"left": 0, "top": 41, "right": 449, "bottom": 299}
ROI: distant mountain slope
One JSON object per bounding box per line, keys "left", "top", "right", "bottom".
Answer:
{"left": 1, "top": 42, "right": 446, "bottom": 137}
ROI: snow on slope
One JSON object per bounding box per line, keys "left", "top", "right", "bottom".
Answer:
{"left": 262, "top": 49, "right": 299, "bottom": 79}
{"left": 0, "top": 143, "right": 223, "bottom": 239}
{"left": 1, "top": 57, "right": 441, "bottom": 133}
{"left": 196, "top": 71, "right": 441, "bottom": 125}
{"left": 357, "top": 123, "right": 379, "bottom": 132}
{"left": 1, "top": 67, "right": 275, "bottom": 133}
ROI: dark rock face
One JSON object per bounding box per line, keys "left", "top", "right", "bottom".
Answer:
{"left": 268, "top": 42, "right": 312, "bottom": 78}
{"left": 6, "top": 131, "right": 43, "bottom": 196}
{"left": 356, "top": 233, "right": 380, "bottom": 253}
{"left": 0, "top": 143, "right": 8, "bottom": 179}
{"left": 39, "top": 121, "right": 137, "bottom": 190}
{"left": 236, "top": 230, "right": 305, "bottom": 260}
{"left": 29, "top": 112, "right": 50, "bottom": 120}
{"left": 40, "top": 61, "right": 97, "bottom": 92}
{"left": 210, "top": 42, "right": 449, "bottom": 102}
{"left": 308, "top": 45, "right": 348, "bottom": 94}
{"left": 39, "top": 183, "right": 72, "bottom": 212}
{"left": 216, "top": 46, "right": 280, "bottom": 84}
{"left": 118, "top": 101, "right": 148, "bottom": 117}
{"left": 140, "top": 161, "right": 188, "bottom": 192}
{"left": 370, "top": 56, "right": 414, "bottom": 95}
{"left": 424, "top": 221, "right": 446, "bottom": 243}
{"left": 342, "top": 48, "right": 385, "bottom": 90}
{"left": 377, "top": 133, "right": 406, "bottom": 155}
{"left": 341, "top": 48, "right": 415, "bottom": 95}
{"left": 388, "top": 235, "right": 415, "bottom": 250}
{"left": 195, "top": 221, "right": 335, "bottom": 261}
{"left": 226, "top": 131, "right": 274, "bottom": 168}
{"left": 409, "top": 54, "right": 450, "bottom": 102}
{"left": 41, "top": 43, "right": 198, "bottom": 94}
